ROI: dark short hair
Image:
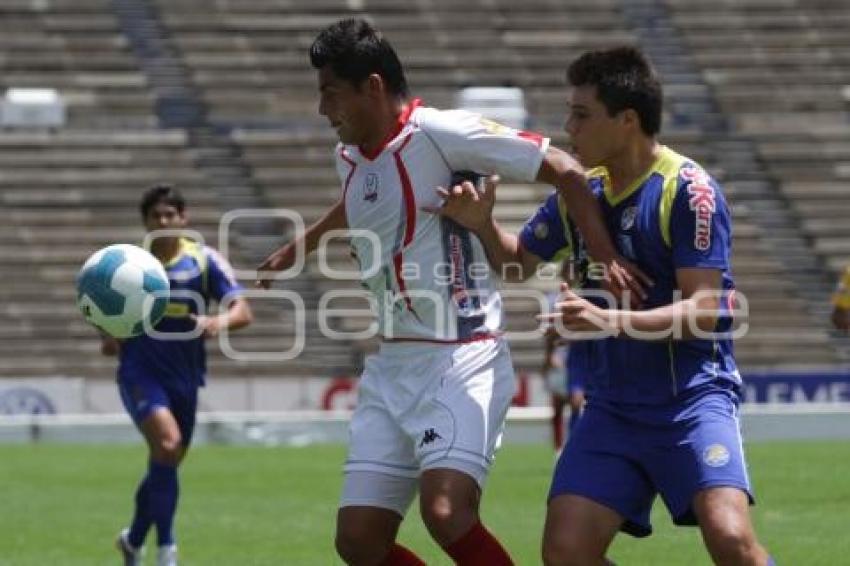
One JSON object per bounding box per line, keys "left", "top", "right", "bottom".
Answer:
{"left": 567, "top": 46, "right": 662, "bottom": 136}
{"left": 139, "top": 184, "right": 186, "bottom": 218}
{"left": 309, "top": 18, "right": 409, "bottom": 97}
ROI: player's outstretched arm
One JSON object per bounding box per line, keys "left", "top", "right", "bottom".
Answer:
{"left": 541, "top": 268, "right": 724, "bottom": 341}
{"left": 538, "top": 146, "right": 650, "bottom": 300}
{"left": 255, "top": 200, "right": 348, "bottom": 289}
{"left": 191, "top": 296, "right": 253, "bottom": 338}
{"left": 424, "top": 175, "right": 540, "bottom": 281}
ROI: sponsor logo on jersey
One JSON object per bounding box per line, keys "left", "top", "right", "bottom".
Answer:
{"left": 449, "top": 234, "right": 472, "bottom": 313}
{"left": 363, "top": 173, "right": 379, "bottom": 203}
{"left": 479, "top": 118, "right": 511, "bottom": 136}
{"left": 703, "top": 443, "right": 731, "bottom": 467}
{"left": 682, "top": 165, "right": 716, "bottom": 251}
{"left": 621, "top": 206, "right": 638, "bottom": 230}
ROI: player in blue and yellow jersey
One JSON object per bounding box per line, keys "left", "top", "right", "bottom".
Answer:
{"left": 434, "top": 47, "right": 774, "bottom": 565}
{"left": 102, "top": 185, "right": 252, "bottom": 566}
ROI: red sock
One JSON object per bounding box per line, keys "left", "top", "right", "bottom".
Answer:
{"left": 444, "top": 521, "right": 513, "bottom": 566}
{"left": 552, "top": 398, "right": 565, "bottom": 449}
{"left": 380, "top": 543, "right": 426, "bottom": 566}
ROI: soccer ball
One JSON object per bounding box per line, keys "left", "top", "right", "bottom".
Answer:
{"left": 76, "top": 244, "right": 170, "bottom": 338}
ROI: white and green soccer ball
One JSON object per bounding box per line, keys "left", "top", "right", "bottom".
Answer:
{"left": 76, "top": 244, "right": 170, "bottom": 338}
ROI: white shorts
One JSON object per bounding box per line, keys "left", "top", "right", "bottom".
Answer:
{"left": 340, "top": 338, "right": 516, "bottom": 515}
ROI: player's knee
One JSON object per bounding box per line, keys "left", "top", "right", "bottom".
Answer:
{"left": 420, "top": 496, "right": 477, "bottom": 547}
{"left": 151, "top": 436, "right": 184, "bottom": 466}
{"left": 334, "top": 522, "right": 390, "bottom": 565}
{"left": 704, "top": 523, "right": 763, "bottom": 564}
{"left": 542, "top": 533, "right": 597, "bottom": 566}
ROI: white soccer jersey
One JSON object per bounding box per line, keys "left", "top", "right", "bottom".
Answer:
{"left": 335, "top": 99, "right": 550, "bottom": 341}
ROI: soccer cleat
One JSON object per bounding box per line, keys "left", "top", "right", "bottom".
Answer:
{"left": 157, "top": 544, "right": 178, "bottom": 566}
{"left": 115, "top": 528, "right": 144, "bottom": 566}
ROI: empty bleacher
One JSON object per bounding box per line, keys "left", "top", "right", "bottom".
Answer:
{"left": 0, "top": 0, "right": 156, "bottom": 127}
{"left": 0, "top": 0, "right": 846, "bottom": 392}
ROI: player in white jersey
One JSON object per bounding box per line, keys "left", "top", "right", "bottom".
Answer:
{"left": 255, "top": 18, "right": 642, "bottom": 566}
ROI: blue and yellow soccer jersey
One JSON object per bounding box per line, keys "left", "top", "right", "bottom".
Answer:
{"left": 593, "top": 146, "right": 739, "bottom": 406}
{"left": 118, "top": 239, "right": 243, "bottom": 388}
{"left": 521, "top": 146, "right": 740, "bottom": 408}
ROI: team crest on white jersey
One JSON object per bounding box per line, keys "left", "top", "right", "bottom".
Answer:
{"left": 363, "top": 173, "right": 379, "bottom": 203}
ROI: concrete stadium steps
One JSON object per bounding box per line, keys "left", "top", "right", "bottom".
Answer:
{"left": 668, "top": 0, "right": 850, "bottom": 289}
{"left": 153, "top": 0, "right": 636, "bottom": 127}
{"left": 1, "top": 0, "right": 846, "bottom": 382}
{"left": 0, "top": 0, "right": 157, "bottom": 127}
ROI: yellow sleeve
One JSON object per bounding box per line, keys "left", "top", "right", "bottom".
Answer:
{"left": 833, "top": 267, "right": 850, "bottom": 309}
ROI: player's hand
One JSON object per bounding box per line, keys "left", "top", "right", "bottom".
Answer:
{"left": 422, "top": 175, "right": 499, "bottom": 233}
{"left": 190, "top": 314, "right": 223, "bottom": 338}
{"left": 100, "top": 335, "right": 122, "bottom": 356}
{"left": 255, "top": 246, "right": 288, "bottom": 289}
{"left": 538, "top": 282, "right": 620, "bottom": 336}
{"left": 602, "top": 256, "right": 653, "bottom": 309}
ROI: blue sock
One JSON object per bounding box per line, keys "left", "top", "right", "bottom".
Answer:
{"left": 147, "top": 461, "right": 180, "bottom": 546}
{"left": 767, "top": 557, "right": 777, "bottom": 566}
{"left": 127, "top": 474, "right": 151, "bottom": 548}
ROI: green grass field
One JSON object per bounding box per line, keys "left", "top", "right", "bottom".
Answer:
{"left": 1, "top": 441, "right": 848, "bottom": 565}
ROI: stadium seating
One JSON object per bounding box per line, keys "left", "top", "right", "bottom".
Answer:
{"left": 0, "top": 0, "right": 156, "bottom": 127}
{"left": 1, "top": 0, "right": 846, "bottom": 394}
{"left": 667, "top": 0, "right": 850, "bottom": 276}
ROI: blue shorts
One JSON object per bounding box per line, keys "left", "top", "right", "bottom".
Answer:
{"left": 548, "top": 393, "right": 753, "bottom": 537}
{"left": 566, "top": 342, "right": 589, "bottom": 394}
{"left": 118, "top": 374, "right": 198, "bottom": 446}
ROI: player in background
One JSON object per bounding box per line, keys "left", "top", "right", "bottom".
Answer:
{"left": 831, "top": 265, "right": 850, "bottom": 331}
{"left": 255, "top": 18, "right": 645, "bottom": 566}
{"left": 102, "top": 185, "right": 253, "bottom": 566}
{"left": 433, "top": 47, "right": 776, "bottom": 565}
{"left": 541, "top": 260, "right": 586, "bottom": 453}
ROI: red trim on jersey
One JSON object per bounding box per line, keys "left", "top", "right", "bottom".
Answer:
{"left": 392, "top": 132, "right": 417, "bottom": 315}
{"left": 359, "top": 98, "right": 422, "bottom": 161}
{"left": 518, "top": 130, "right": 544, "bottom": 147}
{"left": 340, "top": 148, "right": 357, "bottom": 199}
{"left": 383, "top": 332, "right": 502, "bottom": 344}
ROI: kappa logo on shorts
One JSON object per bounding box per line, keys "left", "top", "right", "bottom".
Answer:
{"left": 419, "top": 428, "right": 443, "bottom": 448}
{"left": 703, "top": 443, "right": 731, "bottom": 467}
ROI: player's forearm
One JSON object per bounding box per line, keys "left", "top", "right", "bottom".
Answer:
{"left": 264, "top": 201, "right": 347, "bottom": 272}
{"left": 612, "top": 297, "right": 719, "bottom": 340}
{"left": 537, "top": 148, "right": 618, "bottom": 264}
{"left": 221, "top": 298, "right": 253, "bottom": 332}
{"left": 556, "top": 171, "right": 617, "bottom": 264}
{"left": 304, "top": 200, "right": 348, "bottom": 255}
{"left": 475, "top": 218, "right": 529, "bottom": 281}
